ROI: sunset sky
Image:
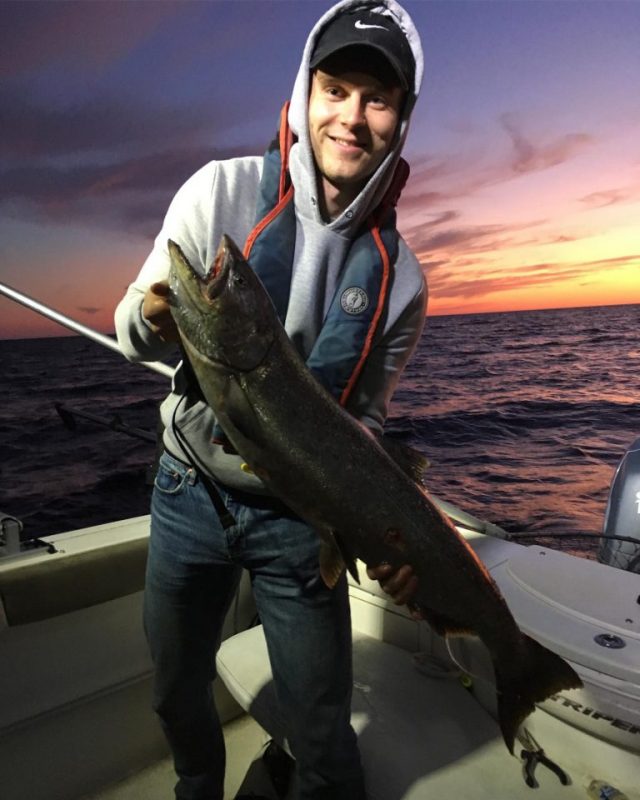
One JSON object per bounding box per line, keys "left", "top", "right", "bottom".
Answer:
{"left": 1, "top": 0, "right": 638, "bottom": 339}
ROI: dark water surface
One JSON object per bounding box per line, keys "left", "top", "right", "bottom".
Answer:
{"left": 1, "top": 303, "right": 638, "bottom": 558}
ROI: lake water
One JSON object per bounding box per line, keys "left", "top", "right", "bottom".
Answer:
{"left": 1, "top": 302, "right": 638, "bottom": 559}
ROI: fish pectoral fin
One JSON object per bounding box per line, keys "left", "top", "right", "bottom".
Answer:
{"left": 319, "top": 540, "right": 345, "bottom": 589}
{"left": 318, "top": 531, "right": 360, "bottom": 589}
{"left": 220, "top": 376, "right": 265, "bottom": 448}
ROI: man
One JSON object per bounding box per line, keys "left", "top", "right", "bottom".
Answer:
{"left": 115, "top": 2, "right": 425, "bottom": 798}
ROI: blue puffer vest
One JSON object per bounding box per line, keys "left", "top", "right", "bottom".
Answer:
{"left": 212, "top": 103, "right": 409, "bottom": 447}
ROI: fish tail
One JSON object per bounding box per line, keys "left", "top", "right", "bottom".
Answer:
{"left": 494, "top": 634, "right": 582, "bottom": 753}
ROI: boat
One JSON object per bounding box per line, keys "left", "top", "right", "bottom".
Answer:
{"left": 1, "top": 281, "right": 639, "bottom": 800}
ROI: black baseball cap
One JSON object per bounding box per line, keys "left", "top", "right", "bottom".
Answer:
{"left": 310, "top": 7, "right": 415, "bottom": 90}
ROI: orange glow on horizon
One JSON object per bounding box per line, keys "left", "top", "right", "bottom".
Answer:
{"left": 426, "top": 267, "right": 640, "bottom": 317}
{"left": 416, "top": 201, "right": 640, "bottom": 317}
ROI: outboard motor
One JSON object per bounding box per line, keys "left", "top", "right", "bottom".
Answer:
{"left": 598, "top": 437, "right": 640, "bottom": 572}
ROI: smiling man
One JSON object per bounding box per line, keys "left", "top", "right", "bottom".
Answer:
{"left": 115, "top": 2, "right": 425, "bottom": 799}
{"left": 308, "top": 51, "right": 405, "bottom": 218}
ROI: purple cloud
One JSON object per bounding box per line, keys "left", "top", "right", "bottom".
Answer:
{"left": 500, "top": 113, "right": 592, "bottom": 174}
{"left": 579, "top": 186, "right": 640, "bottom": 208}
{"left": 0, "top": 143, "right": 260, "bottom": 235}
{"left": 0, "top": 1, "right": 182, "bottom": 79}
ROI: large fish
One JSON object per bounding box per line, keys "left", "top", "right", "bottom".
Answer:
{"left": 167, "top": 235, "right": 582, "bottom": 754}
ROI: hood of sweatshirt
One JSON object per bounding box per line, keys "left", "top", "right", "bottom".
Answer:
{"left": 287, "top": 0, "right": 424, "bottom": 235}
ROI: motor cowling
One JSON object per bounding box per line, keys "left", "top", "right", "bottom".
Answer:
{"left": 598, "top": 437, "right": 640, "bottom": 572}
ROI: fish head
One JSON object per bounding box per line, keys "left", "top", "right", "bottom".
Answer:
{"left": 168, "top": 235, "right": 277, "bottom": 372}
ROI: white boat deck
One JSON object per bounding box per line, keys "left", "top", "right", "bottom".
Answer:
{"left": 78, "top": 677, "right": 638, "bottom": 800}
{"left": 82, "top": 714, "right": 280, "bottom": 800}
{"left": 3, "top": 519, "right": 638, "bottom": 800}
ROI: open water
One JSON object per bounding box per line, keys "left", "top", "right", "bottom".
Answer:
{"left": 1, "top": 303, "right": 638, "bottom": 559}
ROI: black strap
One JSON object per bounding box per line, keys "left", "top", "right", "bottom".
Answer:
{"left": 169, "top": 349, "right": 237, "bottom": 530}
{"left": 198, "top": 471, "right": 236, "bottom": 530}
{"left": 167, "top": 430, "right": 237, "bottom": 531}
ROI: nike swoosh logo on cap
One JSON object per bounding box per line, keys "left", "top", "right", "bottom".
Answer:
{"left": 355, "top": 19, "right": 388, "bottom": 31}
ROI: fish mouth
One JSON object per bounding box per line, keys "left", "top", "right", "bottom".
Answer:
{"left": 168, "top": 234, "right": 248, "bottom": 314}
{"left": 202, "top": 236, "right": 234, "bottom": 302}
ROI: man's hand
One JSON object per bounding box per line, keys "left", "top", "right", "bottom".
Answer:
{"left": 366, "top": 563, "right": 423, "bottom": 620}
{"left": 142, "top": 281, "right": 180, "bottom": 342}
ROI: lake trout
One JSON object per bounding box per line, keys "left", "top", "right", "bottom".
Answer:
{"left": 167, "top": 234, "right": 582, "bottom": 754}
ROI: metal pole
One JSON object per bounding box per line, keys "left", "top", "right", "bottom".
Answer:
{"left": 0, "top": 281, "right": 175, "bottom": 379}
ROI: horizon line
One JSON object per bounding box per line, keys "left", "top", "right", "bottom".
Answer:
{"left": 1, "top": 299, "right": 638, "bottom": 343}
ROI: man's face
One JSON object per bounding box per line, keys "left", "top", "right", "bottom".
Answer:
{"left": 308, "top": 67, "right": 404, "bottom": 202}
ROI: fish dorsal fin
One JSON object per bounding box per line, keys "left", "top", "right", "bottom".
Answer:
{"left": 380, "top": 436, "right": 429, "bottom": 484}
{"left": 319, "top": 530, "right": 360, "bottom": 589}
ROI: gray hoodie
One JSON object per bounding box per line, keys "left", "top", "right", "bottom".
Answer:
{"left": 115, "top": 0, "right": 427, "bottom": 494}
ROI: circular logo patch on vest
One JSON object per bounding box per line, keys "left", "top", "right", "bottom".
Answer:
{"left": 340, "top": 287, "right": 369, "bottom": 315}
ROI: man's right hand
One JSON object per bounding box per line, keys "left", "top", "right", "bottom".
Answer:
{"left": 366, "top": 562, "right": 423, "bottom": 620}
{"left": 142, "top": 281, "right": 180, "bottom": 342}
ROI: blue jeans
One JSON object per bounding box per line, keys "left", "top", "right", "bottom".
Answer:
{"left": 144, "top": 451, "right": 366, "bottom": 800}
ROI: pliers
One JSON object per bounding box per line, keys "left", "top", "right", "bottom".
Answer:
{"left": 518, "top": 729, "right": 570, "bottom": 789}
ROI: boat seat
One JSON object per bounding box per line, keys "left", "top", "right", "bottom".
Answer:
{"left": 0, "top": 535, "right": 147, "bottom": 626}
{"left": 216, "top": 625, "right": 574, "bottom": 800}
